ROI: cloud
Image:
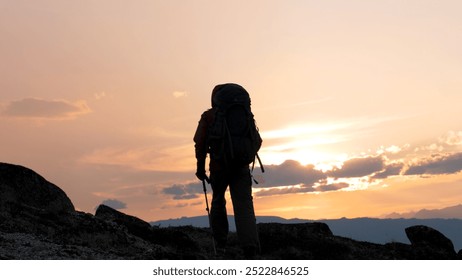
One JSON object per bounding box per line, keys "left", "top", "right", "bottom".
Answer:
{"left": 161, "top": 158, "right": 382, "bottom": 199}
{"left": 101, "top": 199, "right": 127, "bottom": 210}
{"left": 94, "top": 92, "right": 107, "bottom": 100}
{"left": 256, "top": 186, "right": 310, "bottom": 197}
{"left": 160, "top": 160, "right": 328, "bottom": 200}
{"left": 80, "top": 144, "right": 194, "bottom": 172}
{"left": 328, "top": 156, "right": 385, "bottom": 178}
{"left": 172, "top": 91, "right": 189, "bottom": 98}
{"left": 439, "top": 131, "right": 462, "bottom": 146}
{"left": 415, "top": 143, "right": 444, "bottom": 153}
{"left": 162, "top": 182, "right": 203, "bottom": 200}
{"left": 377, "top": 145, "right": 405, "bottom": 155}
{"left": 80, "top": 147, "right": 162, "bottom": 168}
{"left": 1, "top": 98, "right": 91, "bottom": 120}
{"left": 255, "top": 182, "right": 350, "bottom": 197}
{"left": 404, "top": 152, "right": 462, "bottom": 176}
{"left": 160, "top": 148, "right": 462, "bottom": 200}
{"left": 161, "top": 202, "right": 189, "bottom": 209}
{"left": 372, "top": 162, "right": 404, "bottom": 179}
{"left": 160, "top": 201, "right": 202, "bottom": 209}
{"left": 259, "top": 160, "right": 327, "bottom": 188}
{"left": 318, "top": 182, "right": 350, "bottom": 192}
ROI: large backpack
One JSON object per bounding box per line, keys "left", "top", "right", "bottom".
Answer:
{"left": 207, "top": 83, "right": 264, "bottom": 171}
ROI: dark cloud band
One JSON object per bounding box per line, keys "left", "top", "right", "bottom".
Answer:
{"left": 161, "top": 152, "right": 462, "bottom": 201}
{"left": 404, "top": 152, "right": 462, "bottom": 176}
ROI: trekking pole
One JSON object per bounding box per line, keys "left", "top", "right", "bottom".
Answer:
{"left": 202, "top": 179, "right": 217, "bottom": 256}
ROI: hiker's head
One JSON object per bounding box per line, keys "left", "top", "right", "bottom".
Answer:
{"left": 211, "top": 84, "right": 224, "bottom": 108}
{"left": 211, "top": 83, "right": 248, "bottom": 108}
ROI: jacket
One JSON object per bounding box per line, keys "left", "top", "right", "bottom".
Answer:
{"left": 193, "top": 108, "right": 223, "bottom": 172}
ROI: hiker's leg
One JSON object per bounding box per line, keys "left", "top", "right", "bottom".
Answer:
{"left": 210, "top": 170, "right": 229, "bottom": 248}
{"left": 229, "top": 167, "right": 259, "bottom": 254}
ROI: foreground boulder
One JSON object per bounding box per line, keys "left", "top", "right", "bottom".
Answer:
{"left": 405, "top": 225, "right": 457, "bottom": 259}
{"left": 0, "top": 163, "right": 74, "bottom": 214}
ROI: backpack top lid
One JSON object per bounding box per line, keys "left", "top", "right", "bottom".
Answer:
{"left": 211, "top": 83, "right": 250, "bottom": 108}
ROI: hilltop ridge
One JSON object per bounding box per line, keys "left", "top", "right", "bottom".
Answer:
{"left": 1, "top": 162, "right": 460, "bottom": 260}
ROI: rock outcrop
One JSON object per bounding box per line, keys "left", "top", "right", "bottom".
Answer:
{"left": 0, "top": 163, "right": 74, "bottom": 214}
{"left": 0, "top": 162, "right": 460, "bottom": 260}
{"left": 95, "top": 204, "right": 154, "bottom": 241}
{"left": 405, "top": 225, "right": 457, "bottom": 259}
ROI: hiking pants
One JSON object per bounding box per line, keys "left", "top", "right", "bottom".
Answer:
{"left": 209, "top": 166, "right": 259, "bottom": 250}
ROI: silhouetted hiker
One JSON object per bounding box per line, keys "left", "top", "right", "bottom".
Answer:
{"left": 194, "top": 83, "right": 263, "bottom": 258}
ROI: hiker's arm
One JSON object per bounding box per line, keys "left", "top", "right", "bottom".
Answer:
{"left": 194, "top": 111, "right": 209, "bottom": 161}
{"left": 193, "top": 110, "right": 210, "bottom": 180}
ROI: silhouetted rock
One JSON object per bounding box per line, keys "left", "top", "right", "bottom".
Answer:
{"left": 0, "top": 163, "right": 459, "bottom": 260}
{"left": 94, "top": 204, "right": 202, "bottom": 257}
{"left": 258, "top": 222, "right": 336, "bottom": 259}
{"left": 95, "top": 204, "right": 153, "bottom": 241}
{"left": 405, "top": 225, "right": 457, "bottom": 259}
{"left": 258, "top": 222, "right": 407, "bottom": 260}
{"left": 0, "top": 163, "right": 74, "bottom": 214}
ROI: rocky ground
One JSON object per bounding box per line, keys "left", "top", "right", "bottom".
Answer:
{"left": 1, "top": 162, "right": 461, "bottom": 260}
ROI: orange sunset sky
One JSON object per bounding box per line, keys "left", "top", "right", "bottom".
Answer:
{"left": 1, "top": 0, "right": 462, "bottom": 222}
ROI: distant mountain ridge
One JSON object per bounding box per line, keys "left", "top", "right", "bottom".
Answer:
{"left": 383, "top": 204, "right": 462, "bottom": 219}
{"left": 152, "top": 215, "right": 462, "bottom": 251}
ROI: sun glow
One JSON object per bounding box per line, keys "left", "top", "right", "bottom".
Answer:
{"left": 260, "top": 147, "right": 346, "bottom": 171}
{"left": 259, "top": 122, "right": 354, "bottom": 168}
{"left": 261, "top": 122, "right": 353, "bottom": 140}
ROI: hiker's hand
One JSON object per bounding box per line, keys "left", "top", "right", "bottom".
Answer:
{"left": 195, "top": 169, "right": 208, "bottom": 182}
{"left": 196, "top": 160, "right": 208, "bottom": 182}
